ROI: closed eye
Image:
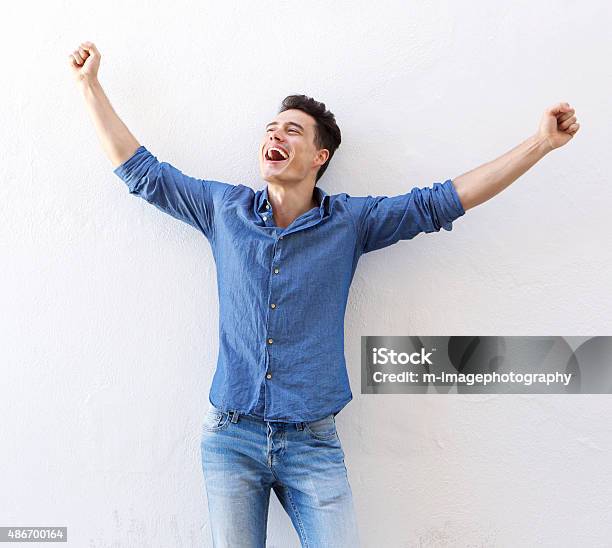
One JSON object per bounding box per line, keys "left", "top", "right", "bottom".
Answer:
{"left": 266, "top": 129, "right": 299, "bottom": 133}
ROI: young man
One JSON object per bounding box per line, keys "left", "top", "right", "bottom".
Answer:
{"left": 70, "top": 41, "right": 579, "bottom": 548}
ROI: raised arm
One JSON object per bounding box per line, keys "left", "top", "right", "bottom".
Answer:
{"left": 69, "top": 41, "right": 140, "bottom": 168}
{"left": 452, "top": 102, "right": 580, "bottom": 211}
{"left": 68, "top": 41, "right": 235, "bottom": 241}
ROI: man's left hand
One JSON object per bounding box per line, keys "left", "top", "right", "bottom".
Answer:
{"left": 537, "top": 101, "right": 580, "bottom": 152}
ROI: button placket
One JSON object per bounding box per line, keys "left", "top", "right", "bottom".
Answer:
{"left": 266, "top": 230, "right": 285, "bottom": 385}
{"left": 260, "top": 202, "right": 271, "bottom": 223}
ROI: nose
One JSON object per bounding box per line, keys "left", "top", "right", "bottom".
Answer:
{"left": 268, "top": 128, "right": 286, "bottom": 143}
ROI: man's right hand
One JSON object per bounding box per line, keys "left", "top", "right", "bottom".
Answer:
{"left": 69, "top": 40, "right": 141, "bottom": 168}
{"left": 68, "top": 41, "right": 101, "bottom": 85}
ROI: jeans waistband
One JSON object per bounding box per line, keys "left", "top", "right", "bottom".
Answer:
{"left": 210, "top": 404, "right": 331, "bottom": 431}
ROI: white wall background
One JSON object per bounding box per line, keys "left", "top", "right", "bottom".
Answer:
{"left": 2, "top": 1, "right": 611, "bottom": 546}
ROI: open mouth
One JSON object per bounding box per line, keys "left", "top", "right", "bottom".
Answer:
{"left": 265, "top": 147, "right": 290, "bottom": 164}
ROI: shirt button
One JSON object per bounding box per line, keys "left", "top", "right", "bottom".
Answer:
{"left": 274, "top": 268, "right": 279, "bottom": 274}
{"left": 266, "top": 373, "right": 272, "bottom": 379}
{"left": 270, "top": 303, "right": 276, "bottom": 309}
{"left": 267, "top": 338, "right": 273, "bottom": 344}
{"left": 262, "top": 215, "right": 267, "bottom": 221}
{"left": 265, "top": 204, "right": 270, "bottom": 210}
{"left": 280, "top": 236, "right": 284, "bottom": 240}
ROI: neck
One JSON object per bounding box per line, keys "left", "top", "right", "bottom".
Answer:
{"left": 266, "top": 182, "right": 318, "bottom": 228}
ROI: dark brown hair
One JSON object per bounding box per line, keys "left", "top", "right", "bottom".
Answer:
{"left": 278, "top": 94, "right": 341, "bottom": 184}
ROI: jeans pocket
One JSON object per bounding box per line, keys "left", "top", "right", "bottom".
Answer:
{"left": 202, "top": 407, "right": 231, "bottom": 433}
{"left": 303, "top": 414, "right": 337, "bottom": 440}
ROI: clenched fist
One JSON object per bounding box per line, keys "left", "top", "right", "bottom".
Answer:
{"left": 68, "top": 41, "right": 101, "bottom": 84}
{"left": 537, "top": 102, "right": 580, "bottom": 151}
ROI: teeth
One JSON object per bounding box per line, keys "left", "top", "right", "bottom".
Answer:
{"left": 267, "top": 147, "right": 289, "bottom": 160}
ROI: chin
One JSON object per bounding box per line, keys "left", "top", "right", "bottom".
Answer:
{"left": 261, "top": 172, "right": 276, "bottom": 184}
{"left": 261, "top": 169, "right": 286, "bottom": 184}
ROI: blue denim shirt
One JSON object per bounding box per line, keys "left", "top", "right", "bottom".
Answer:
{"left": 113, "top": 145, "right": 465, "bottom": 422}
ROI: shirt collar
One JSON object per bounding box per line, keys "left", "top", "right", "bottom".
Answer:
{"left": 257, "top": 185, "right": 330, "bottom": 218}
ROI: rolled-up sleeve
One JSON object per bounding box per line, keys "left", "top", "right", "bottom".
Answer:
{"left": 348, "top": 179, "right": 465, "bottom": 254}
{"left": 113, "top": 146, "right": 234, "bottom": 240}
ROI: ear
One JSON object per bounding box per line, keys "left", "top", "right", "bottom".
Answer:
{"left": 316, "top": 149, "right": 330, "bottom": 166}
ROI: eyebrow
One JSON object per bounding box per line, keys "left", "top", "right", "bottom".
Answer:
{"left": 266, "top": 121, "right": 305, "bottom": 131}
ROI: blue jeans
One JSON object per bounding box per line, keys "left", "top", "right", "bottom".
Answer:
{"left": 199, "top": 404, "right": 361, "bottom": 547}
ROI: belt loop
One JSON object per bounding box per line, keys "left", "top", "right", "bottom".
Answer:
{"left": 230, "top": 410, "right": 240, "bottom": 423}
{"left": 296, "top": 421, "right": 304, "bottom": 431}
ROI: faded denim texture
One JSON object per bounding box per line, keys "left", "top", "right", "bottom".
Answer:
{"left": 200, "top": 405, "right": 360, "bottom": 547}
{"left": 113, "top": 145, "right": 465, "bottom": 422}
